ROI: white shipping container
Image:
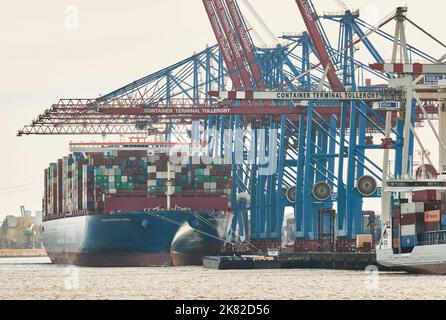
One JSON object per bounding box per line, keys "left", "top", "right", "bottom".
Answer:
{"left": 168, "top": 172, "right": 175, "bottom": 179}
{"left": 401, "top": 202, "right": 424, "bottom": 215}
{"left": 159, "top": 172, "right": 168, "bottom": 179}
{"left": 147, "top": 180, "right": 157, "bottom": 187}
{"left": 204, "top": 168, "right": 210, "bottom": 176}
{"left": 401, "top": 224, "right": 416, "bottom": 236}
{"left": 122, "top": 176, "right": 128, "bottom": 183}
{"left": 148, "top": 166, "right": 156, "bottom": 173}
{"left": 148, "top": 155, "right": 156, "bottom": 163}
{"left": 210, "top": 182, "right": 217, "bottom": 189}
{"left": 175, "top": 166, "right": 182, "bottom": 173}
{"left": 109, "top": 189, "right": 117, "bottom": 194}
{"left": 109, "top": 176, "right": 115, "bottom": 183}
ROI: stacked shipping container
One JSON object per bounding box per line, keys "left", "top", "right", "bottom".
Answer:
{"left": 400, "top": 201, "right": 424, "bottom": 250}
{"left": 43, "top": 150, "right": 232, "bottom": 219}
{"left": 391, "top": 198, "right": 408, "bottom": 250}
{"left": 391, "top": 191, "right": 446, "bottom": 252}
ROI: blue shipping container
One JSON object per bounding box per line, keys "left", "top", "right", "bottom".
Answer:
{"left": 441, "top": 214, "right": 446, "bottom": 226}
{"left": 156, "top": 179, "right": 165, "bottom": 187}
{"left": 401, "top": 235, "right": 416, "bottom": 248}
{"left": 322, "top": 215, "right": 332, "bottom": 234}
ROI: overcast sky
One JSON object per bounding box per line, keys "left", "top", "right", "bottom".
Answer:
{"left": 0, "top": 0, "right": 445, "bottom": 220}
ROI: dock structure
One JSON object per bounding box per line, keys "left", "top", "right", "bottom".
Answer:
{"left": 203, "top": 253, "right": 392, "bottom": 271}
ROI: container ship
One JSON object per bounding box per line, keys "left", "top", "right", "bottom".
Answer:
{"left": 41, "top": 141, "right": 232, "bottom": 267}
{"left": 377, "top": 173, "right": 446, "bottom": 274}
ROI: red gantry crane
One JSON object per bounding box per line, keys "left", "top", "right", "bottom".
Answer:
{"left": 295, "top": 0, "right": 345, "bottom": 91}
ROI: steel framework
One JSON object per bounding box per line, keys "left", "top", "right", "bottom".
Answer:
{"left": 18, "top": 1, "right": 445, "bottom": 246}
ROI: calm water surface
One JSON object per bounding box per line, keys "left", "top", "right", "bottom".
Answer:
{"left": 0, "top": 257, "right": 444, "bottom": 300}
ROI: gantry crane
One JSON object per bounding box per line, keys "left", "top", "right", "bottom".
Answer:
{"left": 17, "top": 1, "right": 445, "bottom": 252}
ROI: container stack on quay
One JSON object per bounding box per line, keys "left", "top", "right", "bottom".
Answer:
{"left": 43, "top": 150, "right": 232, "bottom": 219}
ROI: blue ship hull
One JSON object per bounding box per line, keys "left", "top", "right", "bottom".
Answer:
{"left": 41, "top": 211, "right": 230, "bottom": 266}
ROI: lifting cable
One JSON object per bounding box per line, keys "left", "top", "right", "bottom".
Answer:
{"left": 143, "top": 210, "right": 249, "bottom": 250}
{"left": 190, "top": 210, "right": 262, "bottom": 252}
{"left": 405, "top": 17, "right": 446, "bottom": 51}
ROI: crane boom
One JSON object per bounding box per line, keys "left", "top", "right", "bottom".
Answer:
{"left": 225, "top": 0, "right": 266, "bottom": 89}
{"left": 295, "top": 0, "right": 345, "bottom": 91}
{"left": 213, "top": 0, "right": 253, "bottom": 88}
{"left": 203, "top": 0, "right": 243, "bottom": 88}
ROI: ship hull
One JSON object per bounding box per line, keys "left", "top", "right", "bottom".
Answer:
{"left": 377, "top": 244, "right": 446, "bottom": 274}
{"left": 47, "top": 252, "right": 172, "bottom": 267}
{"left": 41, "top": 211, "right": 230, "bottom": 267}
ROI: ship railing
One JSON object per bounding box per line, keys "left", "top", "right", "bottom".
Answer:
{"left": 417, "top": 230, "right": 446, "bottom": 246}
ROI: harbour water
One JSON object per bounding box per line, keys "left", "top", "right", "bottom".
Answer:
{"left": 0, "top": 257, "right": 445, "bottom": 300}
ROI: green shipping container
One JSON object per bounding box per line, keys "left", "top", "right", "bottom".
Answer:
{"left": 195, "top": 169, "right": 205, "bottom": 176}
{"left": 115, "top": 182, "right": 125, "bottom": 189}
{"left": 219, "top": 176, "right": 229, "bottom": 184}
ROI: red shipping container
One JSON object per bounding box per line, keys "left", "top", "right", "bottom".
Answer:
{"left": 412, "top": 190, "right": 440, "bottom": 202}
{"left": 425, "top": 222, "right": 440, "bottom": 232}
{"left": 392, "top": 208, "right": 401, "bottom": 220}
{"left": 425, "top": 201, "right": 441, "bottom": 211}
{"left": 392, "top": 238, "right": 400, "bottom": 249}
{"left": 401, "top": 213, "right": 415, "bottom": 225}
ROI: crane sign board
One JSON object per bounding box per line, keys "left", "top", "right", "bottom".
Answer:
{"left": 209, "top": 90, "right": 402, "bottom": 102}
{"left": 100, "top": 106, "right": 306, "bottom": 116}
{"left": 424, "top": 74, "right": 444, "bottom": 85}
